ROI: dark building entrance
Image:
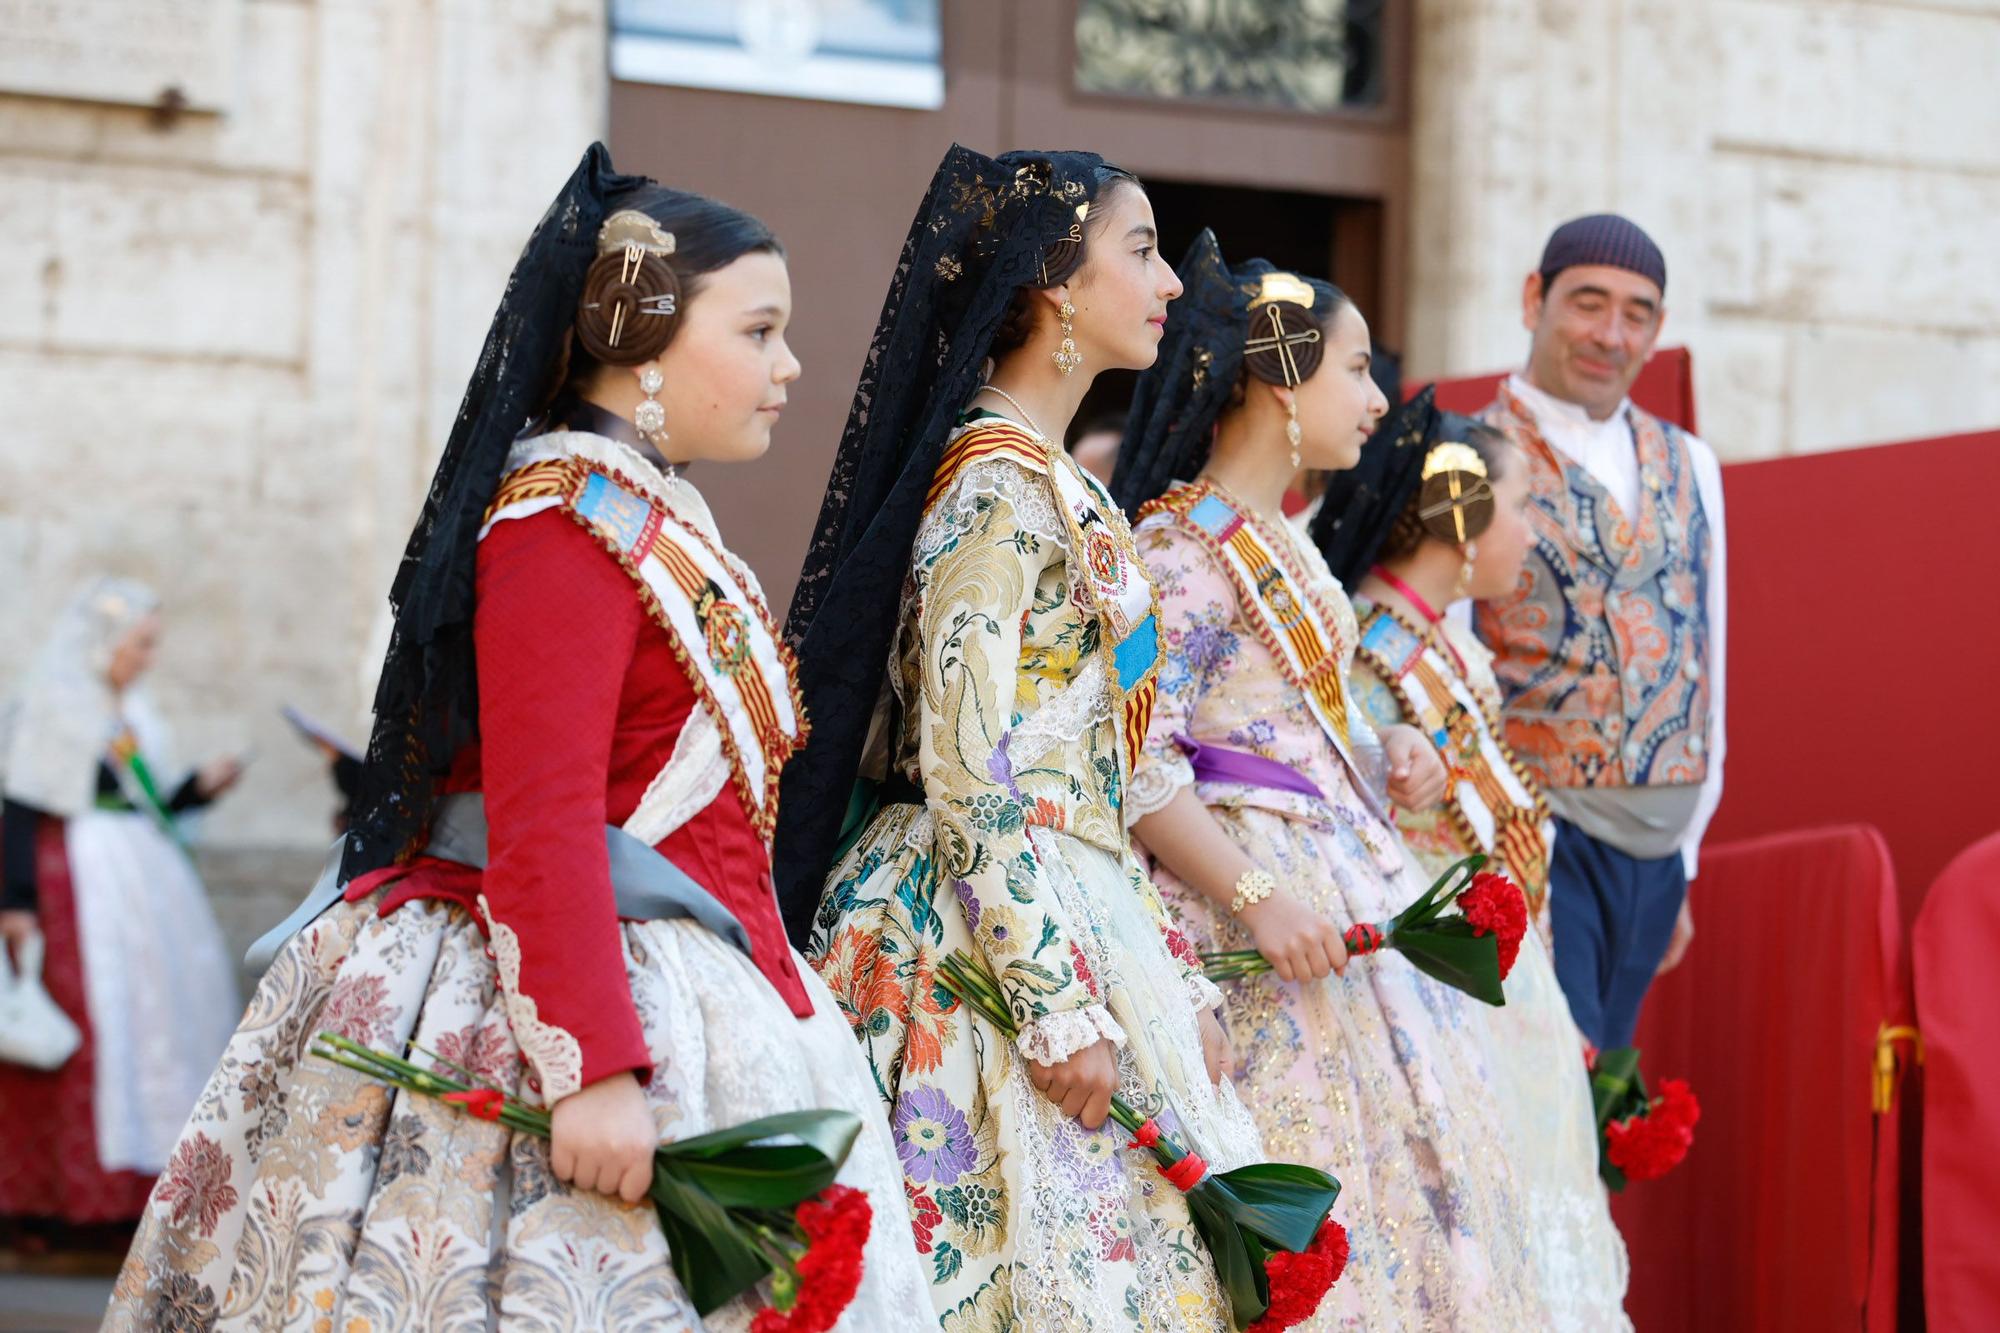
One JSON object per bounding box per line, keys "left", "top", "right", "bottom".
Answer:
{"left": 1072, "top": 176, "right": 1386, "bottom": 441}
{"left": 611, "top": 3, "right": 1409, "bottom": 614}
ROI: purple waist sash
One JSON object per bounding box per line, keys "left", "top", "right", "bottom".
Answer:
{"left": 1173, "top": 734, "right": 1324, "bottom": 801}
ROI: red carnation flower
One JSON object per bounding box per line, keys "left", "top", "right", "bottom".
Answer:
{"left": 1457, "top": 872, "right": 1529, "bottom": 979}
{"left": 753, "top": 1184, "right": 873, "bottom": 1333}
{"left": 1653, "top": 1079, "right": 1701, "bottom": 1132}
{"left": 1246, "top": 1218, "right": 1350, "bottom": 1332}
{"left": 1606, "top": 1081, "right": 1701, "bottom": 1184}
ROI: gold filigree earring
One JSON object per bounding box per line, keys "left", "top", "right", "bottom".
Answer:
{"left": 634, "top": 365, "right": 668, "bottom": 448}
{"left": 1285, "top": 398, "right": 1303, "bottom": 469}
{"left": 1454, "top": 541, "right": 1479, "bottom": 599}
{"left": 1053, "top": 300, "right": 1082, "bottom": 376}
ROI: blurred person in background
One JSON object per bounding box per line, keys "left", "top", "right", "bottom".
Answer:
{"left": 1473, "top": 215, "right": 1726, "bottom": 1052}
{"left": 0, "top": 577, "right": 242, "bottom": 1240}
{"left": 1066, "top": 408, "right": 1125, "bottom": 483}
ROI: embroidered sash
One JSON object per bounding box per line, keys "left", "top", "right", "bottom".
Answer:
{"left": 1356, "top": 603, "right": 1552, "bottom": 906}
{"left": 928, "top": 419, "right": 1162, "bottom": 772}
{"left": 484, "top": 456, "right": 807, "bottom": 840}
{"left": 1138, "top": 480, "right": 1359, "bottom": 770}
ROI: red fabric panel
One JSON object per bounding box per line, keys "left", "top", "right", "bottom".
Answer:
{"left": 1914, "top": 831, "right": 2000, "bottom": 1331}
{"left": 470, "top": 510, "right": 811, "bottom": 1021}
{"left": 474, "top": 510, "right": 656, "bottom": 1090}
{"left": 412, "top": 507, "right": 812, "bottom": 1096}
{"left": 1611, "top": 825, "right": 1905, "bottom": 1332}
{"left": 0, "top": 818, "right": 156, "bottom": 1221}
{"left": 1410, "top": 346, "right": 1697, "bottom": 431}
{"left": 1700, "top": 428, "right": 2000, "bottom": 911}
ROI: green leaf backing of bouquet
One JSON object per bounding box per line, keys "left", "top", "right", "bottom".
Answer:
{"left": 1393, "top": 921, "right": 1506, "bottom": 1007}
{"left": 1589, "top": 1044, "right": 1649, "bottom": 1193}
{"left": 656, "top": 1109, "right": 863, "bottom": 1208}
{"left": 309, "top": 1033, "right": 863, "bottom": 1317}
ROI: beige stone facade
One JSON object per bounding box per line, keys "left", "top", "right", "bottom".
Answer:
{"left": 1406, "top": 0, "right": 2000, "bottom": 461}
{"left": 1, "top": 0, "right": 607, "bottom": 895}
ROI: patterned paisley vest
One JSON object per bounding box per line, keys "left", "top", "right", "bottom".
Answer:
{"left": 1474, "top": 383, "right": 1712, "bottom": 791}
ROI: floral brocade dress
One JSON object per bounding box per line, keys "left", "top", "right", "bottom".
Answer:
{"left": 104, "top": 434, "right": 926, "bottom": 1333}
{"left": 1351, "top": 599, "right": 1631, "bottom": 1331}
{"left": 810, "top": 419, "right": 1264, "bottom": 1332}
{"left": 1128, "top": 480, "right": 1546, "bottom": 1332}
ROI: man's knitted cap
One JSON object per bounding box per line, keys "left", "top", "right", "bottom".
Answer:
{"left": 1539, "top": 213, "right": 1665, "bottom": 294}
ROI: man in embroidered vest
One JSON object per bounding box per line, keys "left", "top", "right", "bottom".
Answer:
{"left": 1473, "top": 214, "right": 1727, "bottom": 1051}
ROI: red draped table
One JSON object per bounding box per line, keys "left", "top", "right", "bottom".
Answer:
{"left": 1611, "top": 825, "right": 1907, "bottom": 1332}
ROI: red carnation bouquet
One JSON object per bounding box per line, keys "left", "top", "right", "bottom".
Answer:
{"left": 937, "top": 952, "right": 1346, "bottom": 1331}
{"left": 314, "top": 1033, "right": 870, "bottom": 1326}
{"left": 1205, "top": 855, "right": 1527, "bottom": 1007}
{"left": 1589, "top": 1045, "right": 1701, "bottom": 1190}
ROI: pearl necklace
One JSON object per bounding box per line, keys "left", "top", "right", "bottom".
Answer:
{"left": 974, "top": 385, "right": 1054, "bottom": 444}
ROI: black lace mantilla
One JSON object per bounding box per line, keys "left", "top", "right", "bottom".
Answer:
{"left": 772, "top": 145, "right": 1120, "bottom": 945}
{"left": 1309, "top": 385, "right": 1441, "bottom": 589}
{"left": 341, "top": 144, "right": 650, "bottom": 881}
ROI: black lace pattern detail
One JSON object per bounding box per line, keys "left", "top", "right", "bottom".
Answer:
{"left": 341, "top": 144, "right": 649, "bottom": 881}
{"left": 772, "top": 146, "right": 1117, "bottom": 944}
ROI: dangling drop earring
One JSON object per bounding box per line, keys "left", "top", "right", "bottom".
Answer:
{"left": 1285, "top": 398, "right": 1303, "bottom": 470}
{"left": 1053, "top": 300, "right": 1082, "bottom": 376}
{"left": 1453, "top": 541, "right": 1479, "bottom": 599}
{"left": 633, "top": 365, "right": 668, "bottom": 449}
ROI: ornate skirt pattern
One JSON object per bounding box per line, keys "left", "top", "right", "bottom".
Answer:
{"left": 105, "top": 895, "right": 927, "bottom": 1332}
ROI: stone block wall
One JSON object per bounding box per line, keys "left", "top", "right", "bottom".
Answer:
{"left": 1406, "top": 0, "right": 2000, "bottom": 461}
{"left": 0, "top": 0, "right": 607, "bottom": 945}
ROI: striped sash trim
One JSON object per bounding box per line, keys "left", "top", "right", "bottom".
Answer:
{"left": 927, "top": 420, "right": 1049, "bottom": 508}
{"left": 928, "top": 418, "right": 1163, "bottom": 774}
{"left": 1357, "top": 604, "right": 1551, "bottom": 905}
{"left": 1138, "top": 482, "right": 1354, "bottom": 756}
{"left": 483, "top": 457, "right": 807, "bottom": 840}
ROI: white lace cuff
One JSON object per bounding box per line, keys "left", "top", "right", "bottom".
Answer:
{"left": 1015, "top": 1003, "right": 1127, "bottom": 1066}
{"left": 476, "top": 894, "right": 585, "bottom": 1103}
{"left": 1125, "top": 750, "right": 1194, "bottom": 824}
{"left": 1185, "top": 973, "right": 1224, "bottom": 1013}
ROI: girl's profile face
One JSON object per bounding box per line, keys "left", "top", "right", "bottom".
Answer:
{"left": 1293, "top": 302, "right": 1389, "bottom": 474}
{"left": 1067, "top": 184, "right": 1184, "bottom": 374}
{"left": 1466, "top": 449, "right": 1533, "bottom": 599}
{"left": 651, "top": 250, "right": 802, "bottom": 465}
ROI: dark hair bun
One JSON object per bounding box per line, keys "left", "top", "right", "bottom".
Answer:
{"left": 1415, "top": 441, "right": 1497, "bottom": 544}
{"left": 575, "top": 242, "right": 681, "bottom": 364}
{"left": 1242, "top": 300, "right": 1325, "bottom": 386}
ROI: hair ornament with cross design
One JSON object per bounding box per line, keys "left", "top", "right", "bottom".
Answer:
{"left": 1242, "top": 269, "right": 1324, "bottom": 388}
{"left": 1417, "top": 440, "right": 1497, "bottom": 545}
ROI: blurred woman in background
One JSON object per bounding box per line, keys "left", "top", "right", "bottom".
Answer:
{"left": 0, "top": 577, "right": 242, "bottom": 1234}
